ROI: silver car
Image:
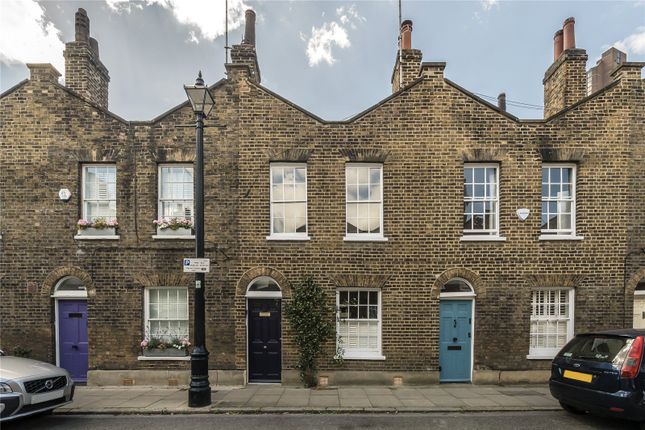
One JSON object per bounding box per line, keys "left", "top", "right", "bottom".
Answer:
{"left": 0, "top": 350, "right": 75, "bottom": 422}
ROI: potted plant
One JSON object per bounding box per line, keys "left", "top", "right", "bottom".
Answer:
{"left": 140, "top": 335, "right": 191, "bottom": 357}
{"left": 153, "top": 217, "right": 193, "bottom": 236}
{"left": 77, "top": 217, "right": 118, "bottom": 236}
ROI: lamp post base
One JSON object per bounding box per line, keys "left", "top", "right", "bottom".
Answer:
{"left": 188, "top": 346, "right": 211, "bottom": 407}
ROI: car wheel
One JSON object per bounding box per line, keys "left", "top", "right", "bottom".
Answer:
{"left": 559, "top": 401, "right": 586, "bottom": 415}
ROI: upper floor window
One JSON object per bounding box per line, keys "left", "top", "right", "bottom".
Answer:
{"left": 157, "top": 165, "right": 194, "bottom": 233}
{"left": 269, "top": 163, "right": 308, "bottom": 239}
{"left": 541, "top": 164, "right": 576, "bottom": 236}
{"left": 345, "top": 164, "right": 384, "bottom": 241}
{"left": 82, "top": 164, "right": 116, "bottom": 223}
{"left": 463, "top": 164, "right": 499, "bottom": 237}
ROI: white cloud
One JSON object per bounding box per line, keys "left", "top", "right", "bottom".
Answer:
{"left": 613, "top": 27, "right": 645, "bottom": 55}
{"left": 304, "top": 22, "right": 350, "bottom": 66}
{"left": 303, "top": 3, "right": 365, "bottom": 67}
{"left": 0, "top": 0, "right": 65, "bottom": 76}
{"left": 481, "top": 0, "right": 498, "bottom": 11}
{"left": 105, "top": 0, "right": 249, "bottom": 42}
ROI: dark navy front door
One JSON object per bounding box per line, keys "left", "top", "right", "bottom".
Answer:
{"left": 58, "top": 300, "right": 88, "bottom": 382}
{"left": 248, "top": 299, "right": 281, "bottom": 382}
{"left": 439, "top": 300, "right": 472, "bottom": 382}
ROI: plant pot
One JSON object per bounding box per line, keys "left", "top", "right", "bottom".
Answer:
{"left": 77, "top": 227, "right": 116, "bottom": 236}
{"left": 157, "top": 227, "right": 192, "bottom": 236}
{"left": 142, "top": 348, "right": 188, "bottom": 357}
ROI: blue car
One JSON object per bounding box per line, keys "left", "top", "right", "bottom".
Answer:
{"left": 550, "top": 329, "right": 645, "bottom": 428}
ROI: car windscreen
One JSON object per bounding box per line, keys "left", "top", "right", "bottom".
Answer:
{"left": 559, "top": 335, "right": 633, "bottom": 365}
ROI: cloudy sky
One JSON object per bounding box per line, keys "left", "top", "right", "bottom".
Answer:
{"left": 1, "top": 0, "right": 644, "bottom": 120}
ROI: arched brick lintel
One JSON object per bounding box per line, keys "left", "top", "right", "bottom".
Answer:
{"left": 236, "top": 267, "right": 291, "bottom": 298}
{"left": 431, "top": 268, "right": 485, "bottom": 299}
{"left": 625, "top": 268, "right": 645, "bottom": 299}
{"left": 42, "top": 266, "right": 95, "bottom": 298}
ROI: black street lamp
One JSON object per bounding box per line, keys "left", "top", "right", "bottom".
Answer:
{"left": 184, "top": 71, "right": 214, "bottom": 408}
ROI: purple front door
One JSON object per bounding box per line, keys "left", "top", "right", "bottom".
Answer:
{"left": 58, "top": 300, "right": 88, "bottom": 382}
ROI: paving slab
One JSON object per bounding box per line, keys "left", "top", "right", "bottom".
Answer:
{"left": 391, "top": 388, "right": 422, "bottom": 399}
{"left": 461, "top": 397, "right": 501, "bottom": 407}
{"left": 424, "top": 395, "right": 466, "bottom": 407}
{"left": 513, "top": 395, "right": 559, "bottom": 407}
{"left": 482, "top": 394, "right": 530, "bottom": 407}
{"left": 366, "top": 395, "right": 403, "bottom": 408}
{"left": 309, "top": 395, "right": 340, "bottom": 407}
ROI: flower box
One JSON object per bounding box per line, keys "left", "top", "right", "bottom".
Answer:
{"left": 77, "top": 227, "right": 117, "bottom": 237}
{"left": 142, "top": 348, "right": 188, "bottom": 357}
{"left": 156, "top": 227, "right": 193, "bottom": 236}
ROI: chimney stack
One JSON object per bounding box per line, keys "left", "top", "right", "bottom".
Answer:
{"left": 553, "top": 30, "right": 563, "bottom": 61}
{"left": 229, "top": 9, "right": 261, "bottom": 82}
{"left": 64, "top": 8, "right": 110, "bottom": 109}
{"left": 543, "top": 17, "right": 587, "bottom": 117}
{"left": 243, "top": 9, "right": 256, "bottom": 45}
{"left": 562, "top": 17, "right": 575, "bottom": 51}
{"left": 391, "top": 19, "right": 423, "bottom": 93}
{"left": 497, "top": 93, "right": 506, "bottom": 111}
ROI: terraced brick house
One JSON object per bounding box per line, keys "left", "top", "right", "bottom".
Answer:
{"left": 1, "top": 9, "right": 643, "bottom": 386}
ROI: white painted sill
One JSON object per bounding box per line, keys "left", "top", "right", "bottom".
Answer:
{"left": 266, "top": 235, "right": 311, "bottom": 241}
{"left": 526, "top": 354, "right": 556, "bottom": 360}
{"left": 460, "top": 235, "right": 507, "bottom": 242}
{"left": 342, "top": 354, "right": 387, "bottom": 361}
{"left": 137, "top": 356, "right": 190, "bottom": 361}
{"left": 152, "top": 235, "right": 195, "bottom": 240}
{"left": 539, "top": 235, "right": 584, "bottom": 241}
{"left": 74, "top": 235, "right": 120, "bottom": 240}
{"left": 343, "top": 236, "right": 389, "bottom": 242}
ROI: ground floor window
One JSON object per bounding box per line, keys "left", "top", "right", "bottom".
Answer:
{"left": 144, "top": 287, "right": 189, "bottom": 341}
{"left": 336, "top": 289, "right": 382, "bottom": 359}
{"left": 529, "top": 288, "right": 574, "bottom": 358}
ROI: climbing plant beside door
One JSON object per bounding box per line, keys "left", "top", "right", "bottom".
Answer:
{"left": 285, "top": 277, "right": 335, "bottom": 387}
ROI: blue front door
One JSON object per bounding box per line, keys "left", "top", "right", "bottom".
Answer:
{"left": 58, "top": 300, "right": 89, "bottom": 382}
{"left": 439, "top": 300, "right": 472, "bottom": 382}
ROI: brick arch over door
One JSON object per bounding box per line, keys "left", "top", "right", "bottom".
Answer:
{"left": 431, "top": 268, "right": 485, "bottom": 299}
{"left": 236, "top": 267, "right": 291, "bottom": 298}
{"left": 626, "top": 268, "right": 645, "bottom": 298}
{"left": 42, "top": 266, "right": 95, "bottom": 298}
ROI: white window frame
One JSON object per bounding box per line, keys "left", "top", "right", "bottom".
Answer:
{"left": 461, "top": 163, "right": 501, "bottom": 241}
{"left": 344, "top": 163, "right": 387, "bottom": 242}
{"left": 527, "top": 288, "right": 575, "bottom": 359}
{"left": 81, "top": 164, "right": 117, "bottom": 223}
{"left": 267, "top": 162, "right": 309, "bottom": 241}
{"left": 336, "top": 288, "right": 385, "bottom": 360}
{"left": 143, "top": 286, "right": 190, "bottom": 341}
{"left": 155, "top": 164, "right": 195, "bottom": 239}
{"left": 540, "top": 163, "right": 581, "bottom": 240}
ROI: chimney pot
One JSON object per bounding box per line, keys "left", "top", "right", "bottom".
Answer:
{"left": 553, "top": 30, "right": 563, "bottom": 61}
{"left": 401, "top": 20, "right": 413, "bottom": 50}
{"left": 497, "top": 93, "right": 507, "bottom": 111}
{"left": 563, "top": 17, "right": 575, "bottom": 51}
{"left": 75, "top": 8, "right": 90, "bottom": 43}
{"left": 89, "top": 37, "right": 99, "bottom": 57}
{"left": 243, "top": 9, "right": 256, "bottom": 46}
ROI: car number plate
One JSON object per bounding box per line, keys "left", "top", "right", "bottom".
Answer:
{"left": 563, "top": 370, "right": 593, "bottom": 383}
{"left": 31, "top": 389, "right": 65, "bottom": 404}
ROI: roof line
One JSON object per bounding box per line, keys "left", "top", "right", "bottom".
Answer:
{"left": 52, "top": 83, "right": 129, "bottom": 124}
{"left": 544, "top": 79, "right": 621, "bottom": 122}
{"left": 249, "top": 78, "right": 426, "bottom": 125}
{"left": 0, "top": 79, "right": 28, "bottom": 99}
{"left": 147, "top": 78, "right": 227, "bottom": 124}
{"left": 443, "top": 79, "right": 522, "bottom": 123}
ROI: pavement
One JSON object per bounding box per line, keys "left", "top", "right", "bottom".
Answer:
{"left": 55, "top": 384, "right": 560, "bottom": 414}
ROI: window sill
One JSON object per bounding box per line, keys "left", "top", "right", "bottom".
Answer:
{"left": 526, "top": 354, "right": 556, "bottom": 360}
{"left": 266, "top": 235, "right": 311, "bottom": 241}
{"left": 343, "top": 236, "right": 388, "bottom": 242}
{"left": 539, "top": 235, "right": 584, "bottom": 241}
{"left": 460, "top": 235, "right": 506, "bottom": 242}
{"left": 137, "top": 356, "right": 191, "bottom": 361}
{"left": 152, "top": 235, "right": 195, "bottom": 240}
{"left": 342, "top": 354, "right": 386, "bottom": 361}
{"left": 74, "top": 235, "right": 120, "bottom": 240}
